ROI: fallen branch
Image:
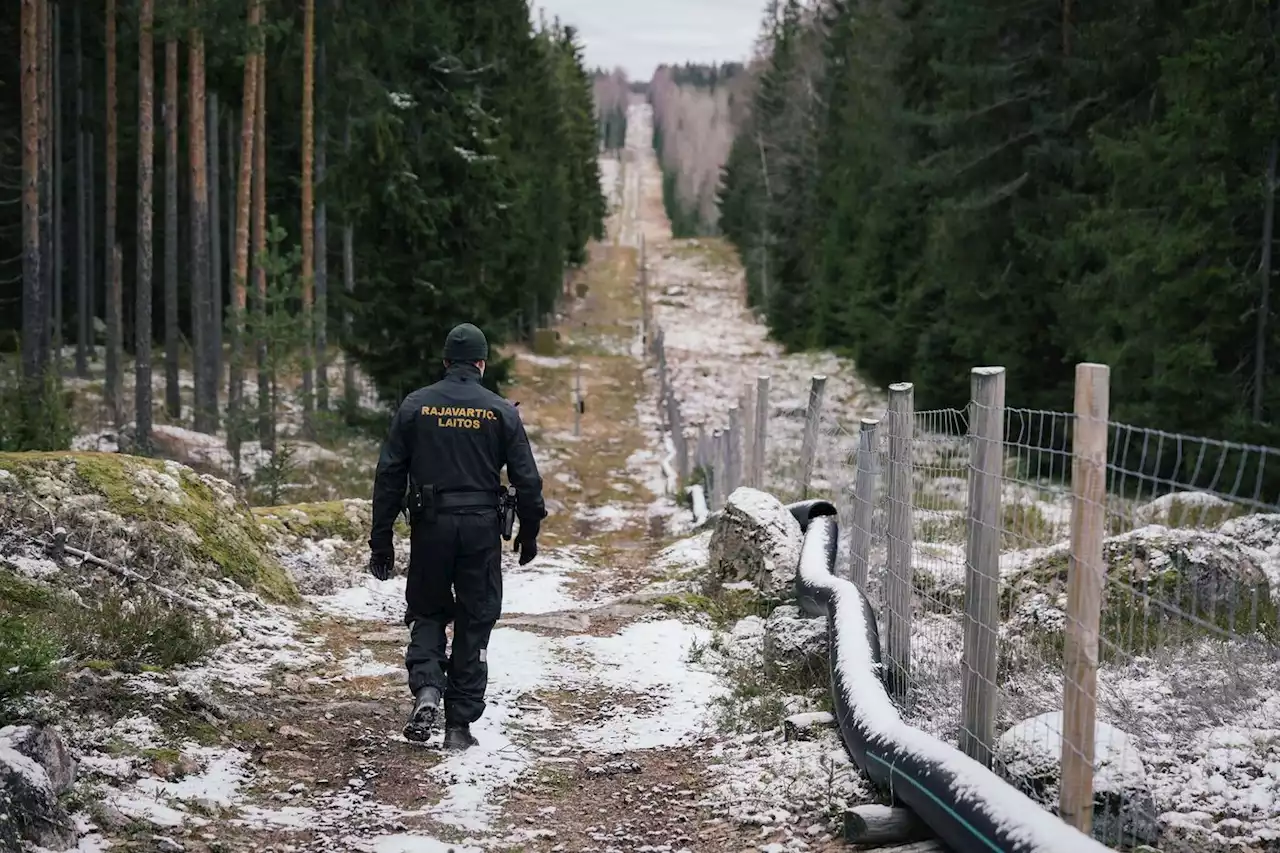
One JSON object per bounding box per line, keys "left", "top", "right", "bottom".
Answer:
{"left": 27, "top": 533, "right": 207, "bottom": 612}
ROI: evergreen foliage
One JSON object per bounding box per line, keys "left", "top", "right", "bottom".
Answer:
{"left": 718, "top": 0, "right": 1280, "bottom": 446}
{"left": 0, "top": 0, "right": 605, "bottom": 416}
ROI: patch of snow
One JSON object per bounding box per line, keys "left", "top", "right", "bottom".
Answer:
{"left": 360, "top": 835, "right": 484, "bottom": 853}
{"left": 133, "top": 747, "right": 250, "bottom": 811}
{"left": 426, "top": 627, "right": 558, "bottom": 831}
{"left": 562, "top": 620, "right": 722, "bottom": 752}
{"left": 703, "top": 727, "right": 866, "bottom": 827}
{"left": 311, "top": 576, "right": 407, "bottom": 622}
{"left": 516, "top": 352, "right": 573, "bottom": 369}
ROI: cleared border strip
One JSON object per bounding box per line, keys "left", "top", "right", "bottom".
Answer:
{"left": 784, "top": 499, "right": 1111, "bottom": 853}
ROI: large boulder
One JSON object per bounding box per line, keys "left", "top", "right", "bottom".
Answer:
{"left": 1001, "top": 524, "right": 1274, "bottom": 662}
{"left": 1218, "top": 513, "right": 1280, "bottom": 593}
{"left": 0, "top": 724, "right": 77, "bottom": 851}
{"left": 997, "top": 711, "right": 1158, "bottom": 847}
{"left": 708, "top": 487, "right": 802, "bottom": 600}
{"left": 763, "top": 604, "right": 828, "bottom": 679}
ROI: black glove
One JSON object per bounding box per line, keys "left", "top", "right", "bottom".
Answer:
{"left": 514, "top": 514, "right": 541, "bottom": 566}
{"left": 368, "top": 549, "right": 394, "bottom": 581}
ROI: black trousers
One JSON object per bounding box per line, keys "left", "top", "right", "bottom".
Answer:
{"left": 403, "top": 509, "right": 503, "bottom": 726}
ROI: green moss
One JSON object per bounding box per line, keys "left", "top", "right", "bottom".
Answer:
{"left": 1003, "top": 537, "right": 1278, "bottom": 667}
{"left": 253, "top": 500, "right": 367, "bottom": 542}
{"left": 656, "top": 587, "right": 765, "bottom": 626}
{"left": 0, "top": 567, "right": 56, "bottom": 612}
{"left": 1002, "top": 503, "right": 1058, "bottom": 549}
{"left": 1165, "top": 497, "right": 1249, "bottom": 530}
{"left": 0, "top": 451, "right": 298, "bottom": 603}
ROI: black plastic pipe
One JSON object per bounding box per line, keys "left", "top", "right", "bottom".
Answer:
{"left": 784, "top": 499, "right": 1110, "bottom": 853}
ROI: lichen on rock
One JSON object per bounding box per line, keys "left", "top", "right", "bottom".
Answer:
{"left": 707, "top": 486, "right": 802, "bottom": 600}
{"left": 0, "top": 452, "right": 297, "bottom": 604}
{"left": 1000, "top": 522, "right": 1276, "bottom": 665}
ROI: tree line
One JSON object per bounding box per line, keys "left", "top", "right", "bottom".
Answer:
{"left": 717, "top": 0, "right": 1280, "bottom": 449}
{"left": 648, "top": 62, "right": 748, "bottom": 238}
{"left": 2, "top": 0, "right": 605, "bottom": 463}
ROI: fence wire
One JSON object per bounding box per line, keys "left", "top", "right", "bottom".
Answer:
{"left": 635, "top": 249, "right": 1280, "bottom": 850}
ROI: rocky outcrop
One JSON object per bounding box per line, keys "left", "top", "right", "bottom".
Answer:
{"left": 0, "top": 724, "right": 77, "bottom": 851}
{"left": 763, "top": 604, "right": 829, "bottom": 678}
{"left": 1001, "top": 524, "right": 1274, "bottom": 661}
{"left": 997, "top": 711, "right": 1158, "bottom": 847}
{"left": 707, "top": 487, "right": 802, "bottom": 600}
{"left": 0, "top": 452, "right": 297, "bottom": 604}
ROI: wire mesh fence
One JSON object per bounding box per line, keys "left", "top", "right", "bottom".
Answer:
{"left": 659, "top": 348, "right": 1280, "bottom": 847}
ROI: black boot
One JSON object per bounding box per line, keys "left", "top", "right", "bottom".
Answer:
{"left": 442, "top": 723, "right": 478, "bottom": 751}
{"left": 403, "top": 686, "right": 441, "bottom": 742}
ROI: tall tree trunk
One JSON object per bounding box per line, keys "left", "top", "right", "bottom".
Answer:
{"left": 74, "top": 2, "right": 87, "bottom": 378}
{"left": 87, "top": 125, "right": 95, "bottom": 352}
{"left": 300, "top": 0, "right": 316, "bottom": 432}
{"left": 136, "top": 0, "right": 156, "bottom": 454}
{"left": 38, "top": 0, "right": 52, "bottom": 371}
{"left": 253, "top": 51, "right": 272, "bottom": 451}
{"left": 52, "top": 2, "right": 63, "bottom": 375}
{"left": 1256, "top": 139, "right": 1278, "bottom": 422}
{"left": 226, "top": 108, "right": 236, "bottom": 326}
{"left": 105, "top": 0, "right": 122, "bottom": 428}
{"left": 208, "top": 91, "right": 223, "bottom": 394}
{"left": 341, "top": 111, "right": 356, "bottom": 414}
{"left": 21, "top": 0, "right": 44, "bottom": 394}
{"left": 230, "top": 0, "right": 262, "bottom": 475}
{"left": 164, "top": 37, "right": 181, "bottom": 418}
{"left": 315, "top": 36, "right": 328, "bottom": 411}
{"left": 189, "top": 7, "right": 216, "bottom": 433}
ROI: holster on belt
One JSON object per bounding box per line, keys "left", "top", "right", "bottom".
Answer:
{"left": 407, "top": 482, "right": 437, "bottom": 526}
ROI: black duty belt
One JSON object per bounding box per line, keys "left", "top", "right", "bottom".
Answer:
{"left": 435, "top": 490, "right": 500, "bottom": 511}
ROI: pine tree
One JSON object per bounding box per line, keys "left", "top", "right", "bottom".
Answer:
{"left": 136, "top": 0, "right": 157, "bottom": 455}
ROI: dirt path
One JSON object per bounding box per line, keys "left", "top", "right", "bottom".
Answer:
{"left": 186, "top": 101, "right": 809, "bottom": 853}
{"left": 37, "top": 101, "right": 863, "bottom": 853}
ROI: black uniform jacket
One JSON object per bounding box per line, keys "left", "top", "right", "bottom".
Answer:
{"left": 369, "top": 362, "right": 544, "bottom": 553}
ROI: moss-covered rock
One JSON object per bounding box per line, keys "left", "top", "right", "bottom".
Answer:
{"left": 254, "top": 499, "right": 375, "bottom": 544}
{"left": 0, "top": 452, "right": 297, "bottom": 603}
{"left": 1001, "top": 524, "right": 1276, "bottom": 665}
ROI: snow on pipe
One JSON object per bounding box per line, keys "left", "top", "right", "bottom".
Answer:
{"left": 784, "top": 499, "right": 1111, "bottom": 853}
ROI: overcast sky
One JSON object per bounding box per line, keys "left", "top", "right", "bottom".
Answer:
{"left": 531, "top": 0, "right": 764, "bottom": 80}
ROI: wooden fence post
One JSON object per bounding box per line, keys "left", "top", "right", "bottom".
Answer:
{"left": 848, "top": 417, "right": 879, "bottom": 589}
{"left": 666, "top": 392, "right": 688, "bottom": 484}
{"left": 1061, "top": 363, "right": 1110, "bottom": 833}
{"left": 885, "top": 382, "right": 914, "bottom": 699}
{"left": 727, "top": 405, "right": 742, "bottom": 496}
{"left": 709, "top": 428, "right": 723, "bottom": 510}
{"left": 798, "top": 374, "right": 828, "bottom": 497}
{"left": 960, "top": 366, "right": 1005, "bottom": 766}
{"left": 741, "top": 382, "right": 756, "bottom": 487}
{"left": 753, "top": 375, "right": 770, "bottom": 490}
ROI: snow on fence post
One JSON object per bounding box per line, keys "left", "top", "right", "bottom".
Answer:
{"left": 727, "top": 405, "right": 743, "bottom": 495}
{"left": 885, "top": 381, "right": 915, "bottom": 698}
{"left": 960, "top": 366, "right": 1006, "bottom": 767}
{"left": 753, "top": 375, "right": 770, "bottom": 489}
{"left": 1060, "top": 363, "right": 1110, "bottom": 833}
{"left": 665, "top": 391, "right": 689, "bottom": 483}
{"left": 798, "top": 374, "right": 828, "bottom": 497}
{"left": 848, "top": 417, "right": 879, "bottom": 589}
